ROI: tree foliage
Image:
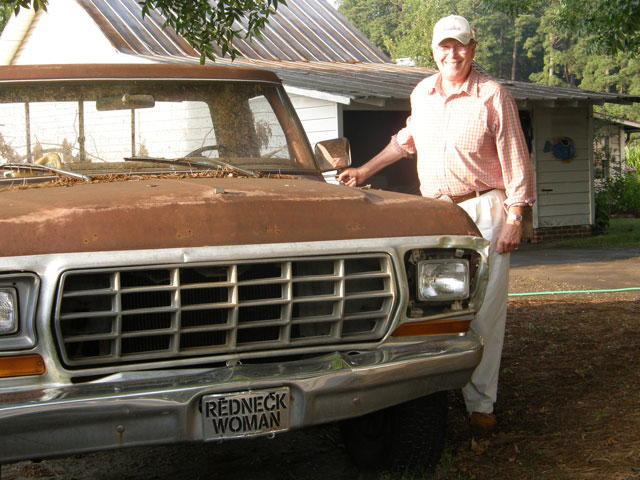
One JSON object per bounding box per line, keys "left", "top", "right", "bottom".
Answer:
{"left": 554, "top": 0, "right": 640, "bottom": 56}
{"left": 339, "top": 0, "right": 640, "bottom": 122}
{"left": 337, "top": 0, "right": 403, "bottom": 58}
{"left": 1, "top": 5, "right": 14, "bottom": 32}
{"left": 482, "top": 0, "right": 640, "bottom": 55}
{"left": 2, "top": 0, "right": 285, "bottom": 64}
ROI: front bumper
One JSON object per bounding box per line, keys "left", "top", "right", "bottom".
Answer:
{"left": 0, "top": 333, "right": 481, "bottom": 463}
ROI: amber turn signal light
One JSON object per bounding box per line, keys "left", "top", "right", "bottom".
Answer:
{"left": 392, "top": 319, "right": 471, "bottom": 337}
{"left": 0, "top": 354, "right": 46, "bottom": 378}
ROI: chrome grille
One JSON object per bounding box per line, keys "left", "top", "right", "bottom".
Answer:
{"left": 54, "top": 255, "right": 396, "bottom": 368}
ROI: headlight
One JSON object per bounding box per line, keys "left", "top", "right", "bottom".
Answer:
{"left": 0, "top": 288, "right": 18, "bottom": 335}
{"left": 417, "top": 259, "right": 469, "bottom": 301}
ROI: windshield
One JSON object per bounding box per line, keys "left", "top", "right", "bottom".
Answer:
{"left": 0, "top": 80, "right": 317, "bottom": 181}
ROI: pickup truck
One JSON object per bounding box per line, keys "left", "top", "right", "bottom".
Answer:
{"left": 0, "top": 63, "right": 488, "bottom": 474}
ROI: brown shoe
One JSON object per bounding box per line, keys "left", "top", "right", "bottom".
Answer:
{"left": 470, "top": 412, "right": 497, "bottom": 430}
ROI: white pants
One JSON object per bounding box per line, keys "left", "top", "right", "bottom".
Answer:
{"left": 458, "top": 190, "right": 510, "bottom": 414}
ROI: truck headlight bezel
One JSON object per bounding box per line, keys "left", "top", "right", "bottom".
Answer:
{"left": 0, "top": 274, "right": 39, "bottom": 350}
{"left": 416, "top": 259, "right": 470, "bottom": 301}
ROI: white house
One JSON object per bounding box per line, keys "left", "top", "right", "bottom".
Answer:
{"left": 1, "top": 0, "right": 638, "bottom": 242}
{"left": 593, "top": 113, "right": 640, "bottom": 179}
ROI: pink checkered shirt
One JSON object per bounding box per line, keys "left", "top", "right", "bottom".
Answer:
{"left": 392, "top": 69, "right": 535, "bottom": 209}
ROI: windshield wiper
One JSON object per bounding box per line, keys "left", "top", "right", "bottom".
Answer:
{"left": 1, "top": 163, "right": 93, "bottom": 181}
{"left": 124, "top": 156, "right": 258, "bottom": 178}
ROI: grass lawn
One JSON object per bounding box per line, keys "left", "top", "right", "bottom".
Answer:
{"left": 549, "top": 217, "right": 640, "bottom": 248}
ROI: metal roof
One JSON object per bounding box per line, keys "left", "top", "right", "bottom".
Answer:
{"left": 129, "top": 55, "right": 640, "bottom": 107}
{"left": 77, "top": 0, "right": 390, "bottom": 63}
{"left": 497, "top": 79, "right": 640, "bottom": 105}
{"left": 73, "top": 0, "right": 640, "bottom": 107}
{"left": 594, "top": 113, "right": 640, "bottom": 133}
{"left": 218, "top": 58, "right": 437, "bottom": 103}
{"left": 257, "top": 61, "right": 640, "bottom": 105}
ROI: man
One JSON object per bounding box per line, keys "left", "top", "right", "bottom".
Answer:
{"left": 338, "top": 15, "right": 535, "bottom": 429}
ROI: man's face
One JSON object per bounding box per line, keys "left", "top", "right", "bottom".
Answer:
{"left": 432, "top": 39, "right": 476, "bottom": 84}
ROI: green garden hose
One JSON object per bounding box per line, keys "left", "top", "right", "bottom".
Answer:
{"left": 509, "top": 287, "right": 640, "bottom": 297}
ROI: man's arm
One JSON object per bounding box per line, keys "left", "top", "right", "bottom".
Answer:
{"left": 337, "top": 142, "right": 405, "bottom": 187}
{"left": 492, "top": 90, "right": 535, "bottom": 255}
{"left": 496, "top": 205, "right": 525, "bottom": 254}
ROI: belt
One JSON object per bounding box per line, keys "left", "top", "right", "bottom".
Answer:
{"left": 446, "top": 189, "right": 495, "bottom": 204}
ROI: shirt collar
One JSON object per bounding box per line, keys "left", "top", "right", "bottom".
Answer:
{"left": 429, "top": 68, "right": 480, "bottom": 98}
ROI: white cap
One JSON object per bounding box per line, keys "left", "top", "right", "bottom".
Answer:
{"left": 432, "top": 15, "right": 473, "bottom": 46}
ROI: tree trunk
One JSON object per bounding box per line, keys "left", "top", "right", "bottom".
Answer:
{"left": 548, "top": 33, "right": 555, "bottom": 82}
{"left": 498, "top": 22, "right": 504, "bottom": 79}
{"left": 511, "top": 38, "right": 518, "bottom": 81}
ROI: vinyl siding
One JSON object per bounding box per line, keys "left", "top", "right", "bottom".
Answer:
{"left": 288, "top": 93, "right": 339, "bottom": 145}
{"left": 533, "top": 105, "right": 592, "bottom": 227}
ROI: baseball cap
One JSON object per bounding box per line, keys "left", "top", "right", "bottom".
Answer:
{"left": 432, "top": 15, "right": 473, "bottom": 46}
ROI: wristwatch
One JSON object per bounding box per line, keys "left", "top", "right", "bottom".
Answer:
{"left": 506, "top": 213, "right": 522, "bottom": 226}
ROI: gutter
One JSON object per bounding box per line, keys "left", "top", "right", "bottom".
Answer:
{"left": 284, "top": 84, "right": 353, "bottom": 105}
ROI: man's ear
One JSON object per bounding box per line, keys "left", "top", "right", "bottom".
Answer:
{"left": 468, "top": 41, "right": 477, "bottom": 58}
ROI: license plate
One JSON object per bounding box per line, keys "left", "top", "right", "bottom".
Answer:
{"left": 202, "top": 387, "right": 290, "bottom": 440}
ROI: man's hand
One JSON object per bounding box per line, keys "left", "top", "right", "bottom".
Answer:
{"left": 337, "top": 142, "right": 405, "bottom": 187}
{"left": 496, "top": 222, "right": 522, "bottom": 254}
{"left": 337, "top": 168, "right": 365, "bottom": 187}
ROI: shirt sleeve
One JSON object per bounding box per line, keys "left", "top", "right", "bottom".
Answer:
{"left": 493, "top": 90, "right": 536, "bottom": 209}
{"left": 391, "top": 115, "right": 417, "bottom": 157}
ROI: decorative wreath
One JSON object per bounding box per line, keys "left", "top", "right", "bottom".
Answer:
{"left": 544, "top": 137, "right": 575, "bottom": 163}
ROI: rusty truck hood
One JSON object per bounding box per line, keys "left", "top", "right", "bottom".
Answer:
{"left": 1, "top": 177, "right": 480, "bottom": 257}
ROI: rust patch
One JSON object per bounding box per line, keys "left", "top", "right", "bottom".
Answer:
{"left": 0, "top": 177, "right": 481, "bottom": 257}
{"left": 176, "top": 229, "right": 194, "bottom": 239}
{"left": 82, "top": 233, "right": 99, "bottom": 244}
{"left": 264, "top": 224, "right": 281, "bottom": 235}
{"left": 346, "top": 223, "right": 365, "bottom": 232}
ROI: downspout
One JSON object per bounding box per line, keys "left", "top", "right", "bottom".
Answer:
{"left": 530, "top": 104, "right": 539, "bottom": 237}
{"left": 0, "top": 7, "right": 39, "bottom": 65}
{"left": 619, "top": 125, "right": 626, "bottom": 171}
{"left": 587, "top": 105, "right": 595, "bottom": 226}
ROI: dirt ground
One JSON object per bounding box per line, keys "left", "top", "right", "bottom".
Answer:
{"left": 444, "top": 268, "right": 640, "bottom": 480}
{"left": 3, "top": 250, "right": 640, "bottom": 480}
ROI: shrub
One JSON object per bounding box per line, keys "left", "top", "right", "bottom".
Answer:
{"left": 625, "top": 146, "right": 640, "bottom": 172}
{"left": 594, "top": 189, "right": 610, "bottom": 234}
{"left": 619, "top": 172, "right": 640, "bottom": 217}
{"left": 595, "top": 169, "right": 640, "bottom": 222}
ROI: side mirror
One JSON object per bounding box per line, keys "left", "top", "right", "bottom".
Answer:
{"left": 314, "top": 138, "right": 352, "bottom": 172}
